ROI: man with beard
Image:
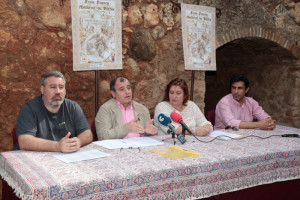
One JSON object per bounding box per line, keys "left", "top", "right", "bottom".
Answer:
{"left": 14, "top": 71, "right": 93, "bottom": 152}
{"left": 214, "top": 75, "right": 276, "bottom": 130}
{"left": 95, "top": 76, "right": 158, "bottom": 140}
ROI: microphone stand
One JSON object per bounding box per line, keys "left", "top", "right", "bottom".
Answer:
{"left": 181, "top": 123, "right": 199, "bottom": 137}
{"left": 168, "top": 125, "right": 186, "bottom": 144}
{"left": 181, "top": 126, "right": 186, "bottom": 136}
{"left": 168, "top": 129, "right": 177, "bottom": 145}
{"left": 181, "top": 124, "right": 198, "bottom": 139}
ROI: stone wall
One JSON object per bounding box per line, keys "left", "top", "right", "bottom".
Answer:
{"left": 0, "top": 0, "right": 206, "bottom": 154}
{"left": 204, "top": 0, "right": 300, "bottom": 128}
{"left": 1, "top": 0, "right": 300, "bottom": 197}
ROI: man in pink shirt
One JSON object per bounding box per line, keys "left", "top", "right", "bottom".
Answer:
{"left": 214, "top": 75, "right": 276, "bottom": 130}
{"left": 95, "top": 76, "right": 158, "bottom": 140}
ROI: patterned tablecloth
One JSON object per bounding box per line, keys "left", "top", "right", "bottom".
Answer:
{"left": 1, "top": 125, "right": 300, "bottom": 200}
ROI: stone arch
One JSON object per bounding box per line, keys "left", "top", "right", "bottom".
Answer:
{"left": 216, "top": 26, "right": 297, "bottom": 57}
{"left": 205, "top": 31, "right": 300, "bottom": 128}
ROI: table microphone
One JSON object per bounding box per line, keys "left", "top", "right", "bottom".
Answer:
{"left": 157, "top": 113, "right": 186, "bottom": 144}
{"left": 170, "top": 111, "right": 193, "bottom": 135}
{"left": 281, "top": 134, "right": 299, "bottom": 137}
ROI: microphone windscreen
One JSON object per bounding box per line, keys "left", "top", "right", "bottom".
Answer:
{"left": 170, "top": 110, "right": 183, "bottom": 123}
{"left": 158, "top": 113, "right": 172, "bottom": 126}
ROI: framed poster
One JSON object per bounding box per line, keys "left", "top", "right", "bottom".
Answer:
{"left": 181, "top": 3, "right": 216, "bottom": 71}
{"left": 71, "top": 0, "right": 122, "bottom": 71}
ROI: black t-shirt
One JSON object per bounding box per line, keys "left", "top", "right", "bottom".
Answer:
{"left": 14, "top": 96, "right": 90, "bottom": 150}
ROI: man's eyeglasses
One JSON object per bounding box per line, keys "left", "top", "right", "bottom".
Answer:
{"left": 120, "top": 147, "right": 141, "bottom": 153}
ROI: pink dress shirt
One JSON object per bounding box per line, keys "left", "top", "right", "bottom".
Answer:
{"left": 214, "top": 94, "right": 270, "bottom": 130}
{"left": 116, "top": 101, "right": 140, "bottom": 139}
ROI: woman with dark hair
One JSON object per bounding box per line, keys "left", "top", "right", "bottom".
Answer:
{"left": 154, "top": 78, "right": 212, "bottom": 136}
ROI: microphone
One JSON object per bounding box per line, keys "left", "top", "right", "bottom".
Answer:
{"left": 157, "top": 113, "right": 186, "bottom": 144}
{"left": 281, "top": 134, "right": 299, "bottom": 137}
{"left": 170, "top": 111, "right": 193, "bottom": 135}
{"left": 157, "top": 113, "right": 172, "bottom": 127}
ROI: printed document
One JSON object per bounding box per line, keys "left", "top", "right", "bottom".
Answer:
{"left": 93, "top": 137, "right": 164, "bottom": 149}
{"left": 53, "top": 150, "right": 110, "bottom": 163}
{"left": 209, "top": 130, "right": 244, "bottom": 140}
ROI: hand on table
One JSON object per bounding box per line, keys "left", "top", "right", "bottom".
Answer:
{"left": 57, "top": 132, "right": 81, "bottom": 153}
{"left": 258, "top": 118, "right": 276, "bottom": 130}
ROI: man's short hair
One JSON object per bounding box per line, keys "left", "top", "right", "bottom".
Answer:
{"left": 110, "top": 76, "right": 131, "bottom": 91}
{"left": 230, "top": 75, "right": 249, "bottom": 89}
{"left": 41, "top": 71, "right": 66, "bottom": 86}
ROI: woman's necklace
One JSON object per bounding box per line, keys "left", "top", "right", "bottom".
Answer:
{"left": 168, "top": 101, "right": 185, "bottom": 112}
{"left": 175, "top": 105, "right": 184, "bottom": 112}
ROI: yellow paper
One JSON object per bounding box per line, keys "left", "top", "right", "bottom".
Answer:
{"left": 149, "top": 146, "right": 200, "bottom": 160}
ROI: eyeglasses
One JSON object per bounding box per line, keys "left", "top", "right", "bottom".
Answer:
{"left": 120, "top": 147, "right": 141, "bottom": 153}
{"left": 161, "top": 137, "right": 177, "bottom": 145}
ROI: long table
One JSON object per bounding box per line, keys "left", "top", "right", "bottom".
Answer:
{"left": 1, "top": 125, "right": 300, "bottom": 199}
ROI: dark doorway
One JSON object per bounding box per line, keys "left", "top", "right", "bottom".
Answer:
{"left": 205, "top": 37, "right": 298, "bottom": 127}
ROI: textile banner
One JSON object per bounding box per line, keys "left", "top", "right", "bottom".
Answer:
{"left": 181, "top": 3, "right": 216, "bottom": 71}
{"left": 71, "top": 0, "right": 122, "bottom": 71}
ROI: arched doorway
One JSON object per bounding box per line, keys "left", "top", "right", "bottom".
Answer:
{"left": 205, "top": 37, "right": 299, "bottom": 128}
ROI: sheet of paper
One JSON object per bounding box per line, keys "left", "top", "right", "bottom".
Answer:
{"left": 53, "top": 150, "right": 110, "bottom": 163}
{"left": 93, "top": 137, "right": 164, "bottom": 149}
{"left": 149, "top": 146, "right": 200, "bottom": 160}
{"left": 209, "top": 130, "right": 244, "bottom": 140}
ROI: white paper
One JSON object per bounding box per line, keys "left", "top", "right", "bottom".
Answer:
{"left": 93, "top": 137, "right": 164, "bottom": 149}
{"left": 209, "top": 131, "right": 244, "bottom": 140}
{"left": 53, "top": 150, "right": 110, "bottom": 163}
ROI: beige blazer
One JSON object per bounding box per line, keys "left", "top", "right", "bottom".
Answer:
{"left": 95, "top": 98, "right": 151, "bottom": 140}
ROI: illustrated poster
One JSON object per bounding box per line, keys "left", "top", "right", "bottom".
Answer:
{"left": 71, "top": 0, "right": 122, "bottom": 71}
{"left": 181, "top": 3, "right": 216, "bottom": 70}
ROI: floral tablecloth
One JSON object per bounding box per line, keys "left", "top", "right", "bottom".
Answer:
{"left": 1, "top": 125, "right": 300, "bottom": 200}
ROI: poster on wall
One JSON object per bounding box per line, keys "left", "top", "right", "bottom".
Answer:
{"left": 71, "top": 0, "right": 122, "bottom": 71}
{"left": 181, "top": 3, "right": 216, "bottom": 71}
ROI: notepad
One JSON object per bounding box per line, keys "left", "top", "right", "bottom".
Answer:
{"left": 209, "top": 130, "right": 244, "bottom": 140}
